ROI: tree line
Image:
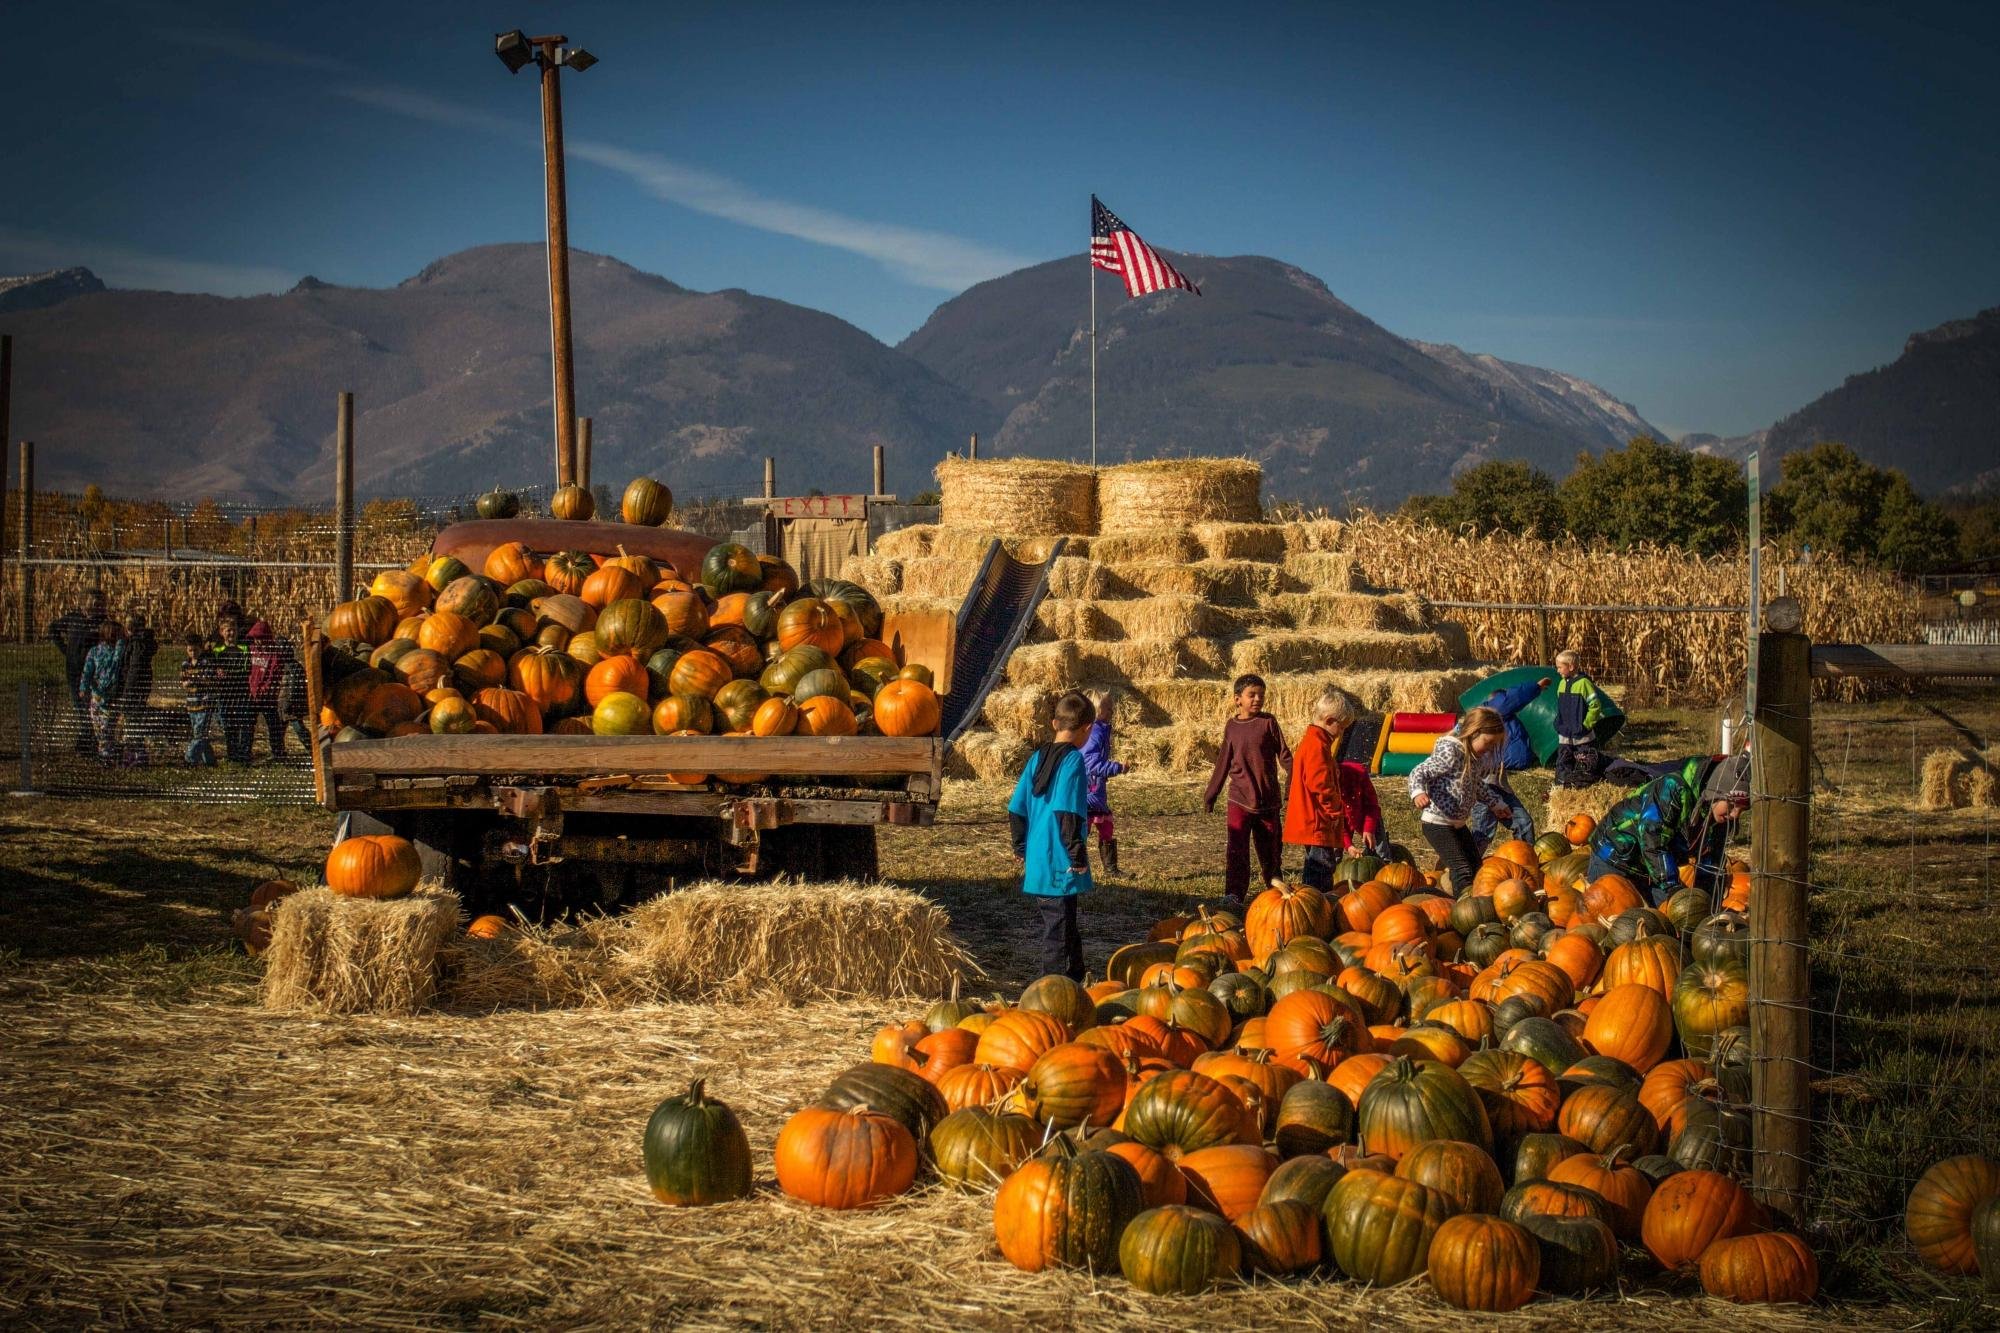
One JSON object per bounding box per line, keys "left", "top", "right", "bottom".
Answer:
{"left": 1398, "top": 437, "right": 1995, "bottom": 573}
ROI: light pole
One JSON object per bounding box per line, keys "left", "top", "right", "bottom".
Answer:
{"left": 495, "top": 29, "right": 598, "bottom": 490}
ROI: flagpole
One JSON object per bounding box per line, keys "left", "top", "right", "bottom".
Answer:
{"left": 1089, "top": 240, "right": 1098, "bottom": 469}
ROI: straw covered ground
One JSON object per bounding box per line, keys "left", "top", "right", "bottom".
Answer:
{"left": 3, "top": 690, "right": 1997, "bottom": 1326}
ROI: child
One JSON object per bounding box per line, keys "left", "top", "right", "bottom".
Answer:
{"left": 180, "top": 632, "right": 218, "bottom": 767}
{"left": 77, "top": 620, "right": 129, "bottom": 764}
{"left": 1283, "top": 690, "right": 1385, "bottom": 891}
{"left": 212, "top": 616, "right": 253, "bottom": 763}
{"left": 1203, "top": 674, "right": 1292, "bottom": 904}
{"left": 1588, "top": 752, "right": 1749, "bottom": 906}
{"left": 1553, "top": 650, "right": 1615, "bottom": 788}
{"left": 1407, "top": 706, "right": 1512, "bottom": 892}
{"left": 1080, "top": 689, "right": 1126, "bottom": 875}
{"left": 1008, "top": 690, "right": 1096, "bottom": 981}
{"left": 1467, "top": 676, "right": 1549, "bottom": 847}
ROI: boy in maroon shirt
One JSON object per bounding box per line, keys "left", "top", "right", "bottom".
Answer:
{"left": 1203, "top": 674, "right": 1293, "bottom": 904}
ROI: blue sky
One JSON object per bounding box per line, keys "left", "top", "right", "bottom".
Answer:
{"left": 3, "top": 0, "right": 1996, "bottom": 438}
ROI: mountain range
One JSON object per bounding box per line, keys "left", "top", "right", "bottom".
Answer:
{"left": 0, "top": 243, "right": 1989, "bottom": 504}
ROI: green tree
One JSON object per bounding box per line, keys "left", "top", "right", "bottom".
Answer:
{"left": 1558, "top": 436, "right": 1746, "bottom": 552}
{"left": 1768, "top": 441, "right": 1960, "bottom": 573}
{"left": 1400, "top": 459, "right": 1562, "bottom": 537}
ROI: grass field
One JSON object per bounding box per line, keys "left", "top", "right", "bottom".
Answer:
{"left": 1, "top": 693, "right": 1995, "bottom": 1327}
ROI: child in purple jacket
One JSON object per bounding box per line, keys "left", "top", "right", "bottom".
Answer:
{"left": 1081, "top": 689, "right": 1127, "bottom": 875}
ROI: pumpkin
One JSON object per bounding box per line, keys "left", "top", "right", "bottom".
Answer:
{"left": 1265, "top": 989, "right": 1366, "bottom": 1069}
{"left": 469, "top": 686, "right": 541, "bottom": 734}
{"left": 355, "top": 682, "right": 423, "bottom": 733}
{"left": 1175, "top": 1143, "right": 1278, "bottom": 1221}
{"left": 1123, "top": 1070, "right": 1246, "bottom": 1163}
{"left": 326, "top": 595, "right": 399, "bottom": 645}
{"left": 1513, "top": 1132, "right": 1590, "bottom": 1184}
{"left": 1905, "top": 1154, "right": 2000, "bottom": 1275}
{"left": 1020, "top": 974, "right": 1097, "bottom": 1031}
{"left": 871, "top": 678, "right": 941, "bottom": 737}
{"left": 536, "top": 592, "right": 597, "bottom": 636}
{"left": 1549, "top": 1148, "right": 1652, "bottom": 1238}
{"left": 934, "top": 1062, "right": 1024, "bottom": 1113}
{"left": 325, "top": 835, "right": 422, "bottom": 899}
{"left": 1671, "top": 958, "right": 1749, "bottom": 1059}
{"left": 974, "top": 1009, "right": 1070, "bottom": 1074}
{"left": 1428, "top": 1213, "right": 1539, "bottom": 1312}
{"left": 710, "top": 678, "right": 768, "bottom": 732}
{"left": 930, "top": 1107, "right": 1040, "bottom": 1191}
{"left": 594, "top": 598, "right": 669, "bottom": 660}
{"left": 1323, "top": 1168, "right": 1455, "bottom": 1286}
{"left": 912, "top": 1027, "right": 978, "bottom": 1079}
{"left": 1501, "top": 1016, "right": 1588, "bottom": 1080}
{"left": 1020, "top": 1043, "right": 1126, "bottom": 1129}
{"left": 992, "top": 1137, "right": 1145, "bottom": 1273}
{"left": 1356, "top": 1055, "right": 1494, "bottom": 1161}
{"left": 797, "top": 695, "right": 858, "bottom": 736}
{"left": 1557, "top": 1083, "right": 1658, "bottom": 1157}
{"left": 393, "top": 649, "right": 452, "bottom": 696}
{"left": 651, "top": 588, "right": 710, "bottom": 639}
{"left": 751, "top": 696, "right": 800, "bottom": 737}
{"left": 465, "top": 913, "right": 508, "bottom": 939}
{"left": 432, "top": 574, "right": 499, "bottom": 625}
{"left": 1581, "top": 983, "right": 1674, "bottom": 1073}
{"left": 802, "top": 576, "right": 883, "bottom": 637}
{"left": 1601, "top": 929, "right": 1684, "bottom": 1001}
{"left": 549, "top": 483, "right": 595, "bottom": 521}
{"left": 1229, "top": 1198, "right": 1321, "bottom": 1276}
{"left": 589, "top": 691, "right": 651, "bottom": 736}
{"left": 1271, "top": 1078, "right": 1355, "bottom": 1159}
{"left": 817, "top": 1062, "right": 947, "bottom": 1143}
{"left": 641, "top": 1078, "right": 752, "bottom": 1206}
{"left": 773, "top": 1103, "right": 915, "bottom": 1208}
{"left": 1456, "top": 1049, "right": 1560, "bottom": 1149}
{"left": 428, "top": 695, "right": 477, "bottom": 734}
{"left": 621, "top": 476, "right": 673, "bottom": 525}
{"left": 1396, "top": 1138, "right": 1504, "bottom": 1214}
{"left": 647, "top": 693, "right": 711, "bottom": 736}
{"left": 575, "top": 565, "right": 640, "bottom": 611}
{"left": 541, "top": 550, "right": 594, "bottom": 596}
{"left": 1328, "top": 1053, "right": 1392, "bottom": 1108}
{"left": 1521, "top": 1212, "right": 1620, "bottom": 1294}
{"left": 1699, "top": 1231, "right": 1818, "bottom": 1303}
{"left": 508, "top": 646, "right": 585, "bottom": 716}
{"left": 585, "top": 654, "right": 652, "bottom": 707}
{"left": 1640, "top": 1167, "right": 1757, "bottom": 1269}
{"left": 773, "top": 597, "right": 845, "bottom": 656}
{"left": 1563, "top": 813, "right": 1596, "bottom": 843}
{"left": 1542, "top": 932, "right": 1604, "bottom": 992}
{"left": 475, "top": 489, "right": 520, "bottom": 519}
{"left": 758, "top": 553, "right": 800, "bottom": 595}
{"left": 1118, "top": 1204, "right": 1241, "bottom": 1294}
{"left": 1501, "top": 1177, "right": 1608, "bottom": 1225}
{"left": 668, "top": 649, "right": 734, "bottom": 701}
{"left": 483, "top": 541, "right": 540, "bottom": 586}
{"left": 701, "top": 542, "right": 763, "bottom": 597}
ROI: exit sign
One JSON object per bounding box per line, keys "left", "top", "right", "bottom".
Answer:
{"left": 761, "top": 494, "right": 869, "bottom": 519}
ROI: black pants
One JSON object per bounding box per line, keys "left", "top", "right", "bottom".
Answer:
{"left": 1299, "top": 845, "right": 1336, "bottom": 892}
{"left": 221, "top": 708, "right": 256, "bottom": 763}
{"left": 1034, "top": 895, "right": 1084, "bottom": 982}
{"left": 1421, "top": 822, "right": 1483, "bottom": 895}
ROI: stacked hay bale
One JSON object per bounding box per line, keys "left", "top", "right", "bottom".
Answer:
{"left": 1919, "top": 747, "right": 2000, "bottom": 811}
{"left": 862, "top": 456, "right": 1481, "bottom": 780}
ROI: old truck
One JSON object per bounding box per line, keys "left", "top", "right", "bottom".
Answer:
{"left": 310, "top": 516, "right": 1056, "bottom": 915}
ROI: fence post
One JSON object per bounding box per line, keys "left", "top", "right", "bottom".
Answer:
{"left": 0, "top": 334, "right": 11, "bottom": 587}
{"left": 12, "top": 680, "right": 33, "bottom": 795}
{"left": 334, "top": 393, "right": 354, "bottom": 600}
{"left": 1749, "top": 628, "right": 1811, "bottom": 1221}
{"left": 577, "top": 416, "right": 592, "bottom": 491}
{"left": 1535, "top": 604, "right": 1550, "bottom": 665}
{"left": 968, "top": 432, "right": 979, "bottom": 461}
{"left": 16, "top": 440, "right": 32, "bottom": 644}
{"left": 872, "top": 444, "right": 885, "bottom": 497}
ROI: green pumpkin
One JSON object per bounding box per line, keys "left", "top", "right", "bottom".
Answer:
{"left": 1499, "top": 1178, "right": 1608, "bottom": 1227}
{"left": 1209, "top": 972, "right": 1267, "bottom": 1022}
{"left": 848, "top": 655, "right": 901, "bottom": 699}
{"left": 1105, "top": 940, "right": 1176, "bottom": 988}
{"left": 1631, "top": 1153, "right": 1682, "bottom": 1186}
{"left": 1533, "top": 831, "right": 1574, "bottom": 864}
{"left": 1018, "top": 974, "right": 1095, "bottom": 1031}
{"left": 1001, "top": 1137, "right": 1145, "bottom": 1273}
{"left": 1557, "top": 1055, "right": 1642, "bottom": 1097}
{"left": 1119, "top": 1205, "right": 1242, "bottom": 1295}
{"left": 700, "top": 542, "right": 762, "bottom": 597}
{"left": 1501, "top": 1017, "right": 1587, "bottom": 1079}
{"left": 1258, "top": 1153, "right": 1347, "bottom": 1210}
{"left": 1519, "top": 1213, "right": 1619, "bottom": 1295}
{"left": 1322, "top": 1169, "right": 1454, "bottom": 1286}
{"left": 1122, "top": 1071, "right": 1244, "bottom": 1160}
{"left": 1356, "top": 1055, "right": 1494, "bottom": 1158}
{"left": 1969, "top": 1195, "right": 2000, "bottom": 1292}
{"left": 801, "top": 576, "right": 882, "bottom": 637}
{"left": 923, "top": 994, "right": 985, "bottom": 1033}
{"left": 475, "top": 490, "right": 520, "bottom": 519}
{"left": 930, "top": 1107, "right": 1041, "bottom": 1192}
{"left": 816, "top": 1063, "right": 946, "bottom": 1142}
{"left": 1660, "top": 886, "right": 1712, "bottom": 934}
{"left": 369, "top": 637, "right": 420, "bottom": 671}
{"left": 641, "top": 1078, "right": 752, "bottom": 1206}
{"left": 505, "top": 578, "right": 553, "bottom": 606}
{"left": 1671, "top": 958, "right": 1749, "bottom": 1060}
{"left": 1511, "top": 1132, "right": 1590, "bottom": 1184}
{"left": 759, "top": 645, "right": 834, "bottom": 697}
{"left": 1333, "top": 853, "right": 1384, "bottom": 887}
{"left": 1462, "top": 921, "right": 1512, "bottom": 968}
{"left": 790, "top": 667, "right": 851, "bottom": 705}
{"left": 596, "top": 598, "right": 669, "bottom": 658}
{"left": 422, "top": 554, "right": 470, "bottom": 593}
{"left": 1272, "top": 1080, "right": 1355, "bottom": 1160}
{"left": 712, "top": 678, "right": 770, "bottom": 732}
{"left": 1689, "top": 910, "right": 1751, "bottom": 969}
{"left": 1670, "top": 1081, "right": 1750, "bottom": 1175}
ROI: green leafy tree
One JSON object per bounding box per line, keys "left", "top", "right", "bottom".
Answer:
{"left": 1558, "top": 436, "right": 1747, "bottom": 552}
{"left": 1400, "top": 459, "right": 1562, "bottom": 537}
{"left": 1768, "top": 441, "right": 1959, "bottom": 572}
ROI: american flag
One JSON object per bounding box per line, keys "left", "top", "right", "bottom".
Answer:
{"left": 1091, "top": 196, "right": 1200, "bottom": 298}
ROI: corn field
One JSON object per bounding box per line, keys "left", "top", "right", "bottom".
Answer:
{"left": 1339, "top": 515, "right": 1925, "bottom": 703}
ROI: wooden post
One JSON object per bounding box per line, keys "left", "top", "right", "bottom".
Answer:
{"left": 1535, "top": 605, "right": 1551, "bottom": 666}
{"left": 1749, "top": 628, "right": 1811, "bottom": 1221}
{"left": 763, "top": 456, "right": 776, "bottom": 501}
{"left": 872, "top": 444, "right": 885, "bottom": 498}
{"left": 16, "top": 439, "right": 32, "bottom": 643}
{"left": 0, "top": 335, "right": 11, "bottom": 583}
{"left": 334, "top": 393, "right": 355, "bottom": 600}
{"left": 303, "top": 621, "right": 328, "bottom": 806}
{"left": 968, "top": 432, "right": 979, "bottom": 461}
{"left": 577, "top": 416, "right": 592, "bottom": 490}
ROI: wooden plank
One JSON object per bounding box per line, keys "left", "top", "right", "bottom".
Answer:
{"left": 1810, "top": 643, "right": 2000, "bottom": 679}
{"left": 881, "top": 608, "right": 956, "bottom": 694}
{"left": 329, "top": 733, "right": 942, "bottom": 778}
{"left": 329, "top": 783, "right": 928, "bottom": 825}
{"left": 303, "top": 622, "right": 329, "bottom": 806}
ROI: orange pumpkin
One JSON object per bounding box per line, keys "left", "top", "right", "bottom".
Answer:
{"left": 368, "top": 569, "right": 433, "bottom": 618}
{"left": 797, "top": 695, "right": 858, "bottom": 736}
{"left": 1564, "top": 813, "right": 1597, "bottom": 844}
{"left": 871, "top": 678, "right": 941, "bottom": 737}
{"left": 773, "top": 1104, "right": 916, "bottom": 1208}
{"left": 482, "top": 541, "right": 540, "bottom": 586}
{"left": 1582, "top": 984, "right": 1673, "bottom": 1072}
{"left": 508, "top": 645, "right": 584, "bottom": 716}
{"left": 579, "top": 565, "right": 646, "bottom": 610}
{"left": 585, "top": 654, "right": 652, "bottom": 707}
{"left": 416, "top": 609, "right": 479, "bottom": 659}
{"left": 652, "top": 588, "right": 710, "bottom": 638}
{"left": 325, "top": 835, "right": 422, "bottom": 899}
{"left": 668, "top": 649, "right": 734, "bottom": 700}
{"left": 472, "top": 686, "right": 543, "bottom": 735}
{"left": 751, "top": 696, "right": 800, "bottom": 736}
{"left": 775, "top": 597, "right": 847, "bottom": 655}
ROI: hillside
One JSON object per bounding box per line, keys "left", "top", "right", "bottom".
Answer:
{"left": 1761, "top": 306, "right": 2000, "bottom": 495}
{"left": 0, "top": 245, "right": 993, "bottom": 502}
{"left": 899, "top": 254, "right": 1661, "bottom": 507}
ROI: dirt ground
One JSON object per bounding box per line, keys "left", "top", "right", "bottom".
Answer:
{"left": 1, "top": 693, "right": 1996, "bottom": 1328}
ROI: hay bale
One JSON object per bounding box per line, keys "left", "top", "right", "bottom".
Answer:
{"left": 1100, "top": 559, "right": 1284, "bottom": 605}
{"left": 1967, "top": 765, "right": 1996, "bottom": 810}
{"left": 937, "top": 456, "right": 1096, "bottom": 535}
{"left": 1089, "top": 530, "right": 1202, "bottom": 564}
{"left": 840, "top": 554, "right": 903, "bottom": 595}
{"left": 1282, "top": 519, "right": 1348, "bottom": 552}
{"left": 1229, "top": 630, "right": 1452, "bottom": 677}
{"left": 260, "top": 885, "right": 461, "bottom": 1015}
{"left": 1096, "top": 459, "right": 1262, "bottom": 533}
{"left": 1272, "top": 591, "right": 1415, "bottom": 633}
{"left": 1045, "top": 556, "right": 1109, "bottom": 601}
{"left": 872, "top": 525, "right": 937, "bottom": 560}
{"left": 900, "top": 556, "right": 986, "bottom": 600}
{"left": 948, "top": 729, "right": 1032, "bottom": 781}
{"left": 1194, "top": 521, "right": 1288, "bottom": 561}
{"left": 1032, "top": 600, "right": 1118, "bottom": 643}
{"left": 1918, "top": 749, "right": 1966, "bottom": 810}
{"left": 1546, "top": 782, "right": 1631, "bottom": 836}
{"left": 1005, "top": 639, "right": 1229, "bottom": 690}
{"left": 1112, "top": 596, "right": 1258, "bottom": 642}
{"left": 980, "top": 683, "right": 1057, "bottom": 738}
{"left": 1283, "top": 551, "right": 1362, "bottom": 591}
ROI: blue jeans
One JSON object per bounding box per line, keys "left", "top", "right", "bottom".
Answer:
{"left": 1469, "top": 785, "right": 1536, "bottom": 848}
{"left": 185, "top": 709, "right": 216, "bottom": 766}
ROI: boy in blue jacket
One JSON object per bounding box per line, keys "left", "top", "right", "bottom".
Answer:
{"left": 1080, "top": 688, "right": 1127, "bottom": 875}
{"left": 1468, "top": 676, "right": 1549, "bottom": 847}
{"left": 1553, "top": 650, "right": 1615, "bottom": 788}
{"left": 1009, "top": 691, "right": 1096, "bottom": 981}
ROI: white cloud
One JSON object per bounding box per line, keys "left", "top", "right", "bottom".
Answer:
{"left": 0, "top": 226, "right": 294, "bottom": 296}
{"left": 333, "top": 84, "right": 1030, "bottom": 291}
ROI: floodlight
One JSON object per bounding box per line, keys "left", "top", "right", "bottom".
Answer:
{"left": 495, "top": 30, "right": 534, "bottom": 73}
{"left": 563, "top": 48, "right": 597, "bottom": 72}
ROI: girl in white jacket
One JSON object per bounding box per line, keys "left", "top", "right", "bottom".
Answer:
{"left": 1407, "top": 706, "right": 1512, "bottom": 891}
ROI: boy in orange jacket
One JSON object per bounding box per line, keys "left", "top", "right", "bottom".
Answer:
{"left": 1283, "top": 690, "right": 1385, "bottom": 890}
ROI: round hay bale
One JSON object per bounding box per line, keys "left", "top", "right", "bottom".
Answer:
{"left": 937, "top": 456, "right": 1096, "bottom": 535}
{"left": 1097, "top": 458, "right": 1262, "bottom": 533}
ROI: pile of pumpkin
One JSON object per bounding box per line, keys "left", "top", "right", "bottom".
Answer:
{"left": 746, "top": 823, "right": 1830, "bottom": 1307}
{"left": 315, "top": 481, "right": 941, "bottom": 772}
